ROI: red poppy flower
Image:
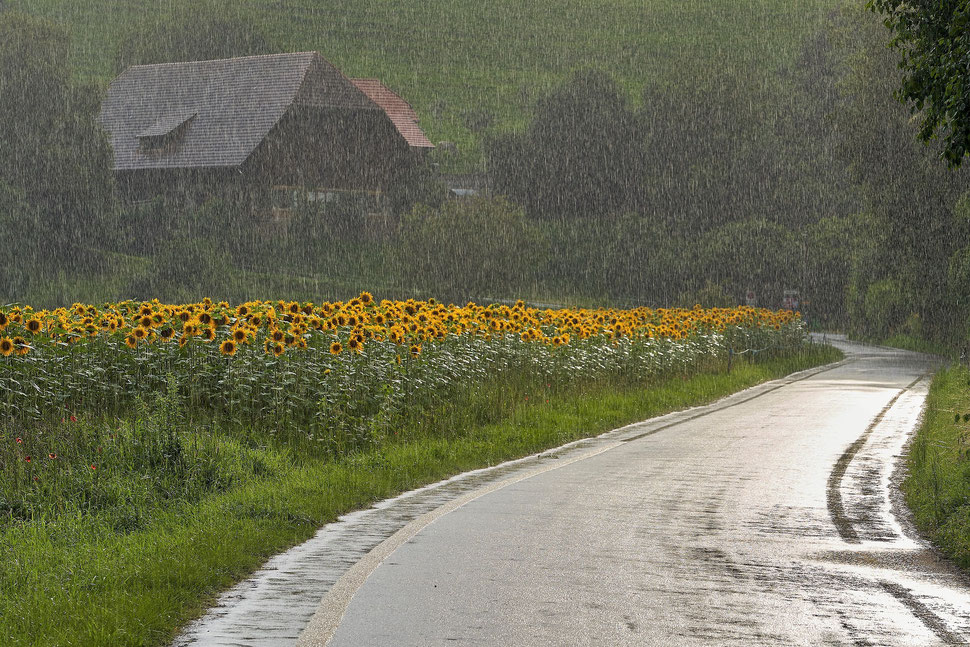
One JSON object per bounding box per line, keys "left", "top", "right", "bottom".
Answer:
{"left": 24, "top": 456, "right": 30, "bottom": 462}
{"left": 48, "top": 453, "right": 57, "bottom": 460}
{"left": 15, "top": 437, "right": 22, "bottom": 444}
{"left": 90, "top": 465, "right": 96, "bottom": 471}
{"left": 69, "top": 415, "right": 77, "bottom": 422}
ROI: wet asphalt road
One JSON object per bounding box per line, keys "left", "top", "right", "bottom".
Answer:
{"left": 176, "top": 338, "right": 970, "bottom": 647}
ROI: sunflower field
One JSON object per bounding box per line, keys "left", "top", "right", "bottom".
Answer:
{"left": 0, "top": 295, "right": 802, "bottom": 429}
{"left": 0, "top": 296, "right": 807, "bottom": 524}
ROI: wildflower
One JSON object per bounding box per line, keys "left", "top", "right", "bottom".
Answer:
{"left": 15, "top": 437, "right": 22, "bottom": 444}
{"left": 24, "top": 456, "right": 30, "bottom": 463}
{"left": 90, "top": 465, "right": 97, "bottom": 471}
{"left": 48, "top": 453, "right": 57, "bottom": 460}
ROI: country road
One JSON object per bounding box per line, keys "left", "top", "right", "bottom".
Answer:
{"left": 177, "top": 337, "right": 970, "bottom": 647}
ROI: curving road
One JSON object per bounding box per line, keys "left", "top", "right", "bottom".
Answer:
{"left": 176, "top": 338, "right": 970, "bottom": 646}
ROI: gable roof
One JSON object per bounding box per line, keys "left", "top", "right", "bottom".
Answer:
{"left": 351, "top": 79, "right": 435, "bottom": 149}
{"left": 99, "top": 52, "right": 378, "bottom": 171}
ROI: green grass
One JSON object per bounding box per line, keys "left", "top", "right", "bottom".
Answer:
{"left": 904, "top": 364, "right": 970, "bottom": 568}
{"left": 881, "top": 333, "right": 958, "bottom": 358}
{"left": 9, "top": 0, "right": 840, "bottom": 166}
{"left": 0, "top": 342, "right": 840, "bottom": 647}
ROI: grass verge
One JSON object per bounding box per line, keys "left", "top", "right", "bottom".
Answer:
{"left": 0, "top": 342, "right": 840, "bottom": 647}
{"left": 904, "top": 364, "right": 970, "bottom": 568}
{"left": 881, "top": 333, "right": 956, "bottom": 358}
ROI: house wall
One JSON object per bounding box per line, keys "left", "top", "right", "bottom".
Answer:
{"left": 115, "top": 105, "right": 420, "bottom": 235}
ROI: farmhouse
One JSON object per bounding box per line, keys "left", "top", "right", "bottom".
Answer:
{"left": 97, "top": 51, "right": 434, "bottom": 217}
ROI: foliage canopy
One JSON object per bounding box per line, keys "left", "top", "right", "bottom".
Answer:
{"left": 867, "top": 0, "right": 970, "bottom": 166}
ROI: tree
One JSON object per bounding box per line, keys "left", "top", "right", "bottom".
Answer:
{"left": 116, "top": 3, "right": 274, "bottom": 70}
{"left": 488, "top": 71, "right": 644, "bottom": 220}
{"left": 831, "top": 6, "right": 970, "bottom": 340}
{"left": 0, "top": 13, "right": 116, "bottom": 268}
{"left": 867, "top": 0, "right": 970, "bottom": 166}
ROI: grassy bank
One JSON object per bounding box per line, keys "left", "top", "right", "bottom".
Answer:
{"left": 0, "top": 342, "right": 840, "bottom": 647}
{"left": 904, "top": 364, "right": 970, "bottom": 568}
{"left": 881, "top": 333, "right": 957, "bottom": 358}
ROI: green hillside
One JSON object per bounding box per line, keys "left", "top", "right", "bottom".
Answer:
{"left": 11, "top": 0, "right": 838, "bottom": 161}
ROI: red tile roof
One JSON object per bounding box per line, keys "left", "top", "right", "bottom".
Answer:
{"left": 351, "top": 79, "right": 434, "bottom": 149}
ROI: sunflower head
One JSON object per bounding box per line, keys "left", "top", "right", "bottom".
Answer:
{"left": 25, "top": 318, "right": 42, "bottom": 334}
{"left": 232, "top": 328, "right": 247, "bottom": 343}
{"left": 219, "top": 340, "right": 237, "bottom": 356}
{"left": 329, "top": 341, "right": 342, "bottom": 355}
{"left": 0, "top": 337, "right": 13, "bottom": 356}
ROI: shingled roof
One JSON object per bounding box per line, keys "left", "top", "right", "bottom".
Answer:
{"left": 98, "top": 52, "right": 379, "bottom": 171}
{"left": 351, "top": 79, "right": 434, "bottom": 149}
